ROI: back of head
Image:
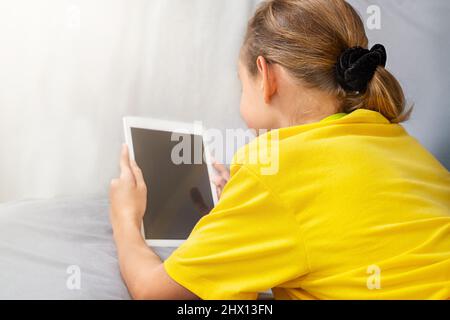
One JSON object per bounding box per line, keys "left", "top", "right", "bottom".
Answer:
{"left": 242, "top": 0, "right": 410, "bottom": 123}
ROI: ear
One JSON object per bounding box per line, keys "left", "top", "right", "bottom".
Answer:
{"left": 256, "top": 56, "right": 277, "bottom": 104}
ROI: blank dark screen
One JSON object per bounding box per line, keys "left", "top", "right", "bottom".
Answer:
{"left": 131, "top": 128, "right": 214, "bottom": 240}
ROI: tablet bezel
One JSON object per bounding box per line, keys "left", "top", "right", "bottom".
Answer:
{"left": 123, "top": 116, "right": 219, "bottom": 247}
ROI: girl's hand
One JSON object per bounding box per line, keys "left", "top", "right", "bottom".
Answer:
{"left": 110, "top": 144, "right": 147, "bottom": 232}
{"left": 212, "top": 161, "right": 230, "bottom": 199}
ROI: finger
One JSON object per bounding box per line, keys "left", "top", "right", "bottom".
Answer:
{"left": 120, "top": 144, "right": 131, "bottom": 170}
{"left": 221, "top": 169, "right": 230, "bottom": 181}
{"left": 213, "top": 162, "right": 230, "bottom": 180}
{"left": 216, "top": 186, "right": 223, "bottom": 199}
{"left": 212, "top": 161, "right": 227, "bottom": 174}
{"left": 120, "top": 144, "right": 135, "bottom": 183}
{"left": 212, "top": 176, "right": 226, "bottom": 188}
{"left": 130, "top": 159, "right": 146, "bottom": 189}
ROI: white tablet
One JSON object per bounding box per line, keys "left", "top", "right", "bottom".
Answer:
{"left": 123, "top": 117, "right": 218, "bottom": 247}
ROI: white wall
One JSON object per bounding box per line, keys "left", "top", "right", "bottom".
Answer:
{"left": 0, "top": 0, "right": 449, "bottom": 202}
{"left": 0, "top": 0, "right": 258, "bottom": 202}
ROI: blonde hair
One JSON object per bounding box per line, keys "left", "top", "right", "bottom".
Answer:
{"left": 242, "top": 0, "right": 411, "bottom": 123}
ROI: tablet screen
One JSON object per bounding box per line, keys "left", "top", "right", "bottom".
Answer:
{"left": 131, "top": 127, "right": 214, "bottom": 240}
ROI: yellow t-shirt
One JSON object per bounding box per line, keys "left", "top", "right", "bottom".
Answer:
{"left": 164, "top": 109, "right": 450, "bottom": 300}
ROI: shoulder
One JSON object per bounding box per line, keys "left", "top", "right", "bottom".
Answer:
{"left": 230, "top": 130, "right": 281, "bottom": 177}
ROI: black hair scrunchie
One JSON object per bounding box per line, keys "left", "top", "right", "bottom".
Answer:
{"left": 335, "top": 44, "right": 387, "bottom": 93}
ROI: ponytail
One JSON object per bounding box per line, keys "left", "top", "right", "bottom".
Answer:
{"left": 344, "top": 67, "right": 411, "bottom": 123}
{"left": 335, "top": 44, "right": 411, "bottom": 123}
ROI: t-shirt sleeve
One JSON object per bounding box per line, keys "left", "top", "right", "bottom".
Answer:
{"left": 164, "top": 164, "right": 309, "bottom": 300}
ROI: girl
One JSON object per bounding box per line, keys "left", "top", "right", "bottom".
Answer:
{"left": 109, "top": 0, "right": 450, "bottom": 299}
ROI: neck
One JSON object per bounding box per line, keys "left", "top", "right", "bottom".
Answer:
{"left": 279, "top": 88, "right": 341, "bottom": 127}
